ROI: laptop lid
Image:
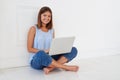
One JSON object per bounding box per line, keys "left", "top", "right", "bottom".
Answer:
{"left": 49, "top": 37, "right": 75, "bottom": 55}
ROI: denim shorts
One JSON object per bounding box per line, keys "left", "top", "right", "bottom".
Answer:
{"left": 30, "top": 47, "right": 78, "bottom": 70}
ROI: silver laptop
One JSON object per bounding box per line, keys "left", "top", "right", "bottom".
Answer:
{"left": 49, "top": 37, "right": 75, "bottom": 55}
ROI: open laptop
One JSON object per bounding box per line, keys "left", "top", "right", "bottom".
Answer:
{"left": 49, "top": 36, "right": 75, "bottom": 55}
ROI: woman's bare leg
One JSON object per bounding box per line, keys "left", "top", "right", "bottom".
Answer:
{"left": 43, "top": 57, "right": 79, "bottom": 74}
{"left": 45, "top": 56, "right": 68, "bottom": 68}
{"left": 57, "top": 56, "right": 68, "bottom": 63}
{"left": 43, "top": 56, "right": 68, "bottom": 74}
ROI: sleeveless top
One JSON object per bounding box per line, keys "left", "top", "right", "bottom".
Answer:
{"left": 29, "top": 25, "right": 54, "bottom": 62}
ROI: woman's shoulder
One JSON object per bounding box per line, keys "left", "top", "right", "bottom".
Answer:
{"left": 29, "top": 26, "right": 36, "bottom": 33}
{"left": 30, "top": 26, "right": 36, "bottom": 30}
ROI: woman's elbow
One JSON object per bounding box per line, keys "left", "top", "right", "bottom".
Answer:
{"left": 27, "top": 47, "right": 32, "bottom": 53}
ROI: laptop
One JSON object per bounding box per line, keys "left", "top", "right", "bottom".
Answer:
{"left": 49, "top": 36, "right": 75, "bottom": 55}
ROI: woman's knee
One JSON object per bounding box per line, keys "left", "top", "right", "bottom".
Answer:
{"left": 71, "top": 47, "right": 78, "bottom": 58}
{"left": 63, "top": 47, "right": 78, "bottom": 62}
{"left": 31, "top": 50, "right": 52, "bottom": 69}
{"left": 35, "top": 50, "right": 45, "bottom": 57}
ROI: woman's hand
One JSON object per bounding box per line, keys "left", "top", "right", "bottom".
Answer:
{"left": 44, "top": 49, "right": 49, "bottom": 53}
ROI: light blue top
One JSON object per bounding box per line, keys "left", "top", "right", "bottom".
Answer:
{"left": 29, "top": 26, "right": 54, "bottom": 62}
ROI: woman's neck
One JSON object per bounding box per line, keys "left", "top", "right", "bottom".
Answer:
{"left": 41, "top": 26, "right": 48, "bottom": 32}
{"left": 42, "top": 23, "right": 46, "bottom": 27}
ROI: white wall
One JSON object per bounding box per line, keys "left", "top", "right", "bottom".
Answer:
{"left": 0, "top": 0, "right": 120, "bottom": 69}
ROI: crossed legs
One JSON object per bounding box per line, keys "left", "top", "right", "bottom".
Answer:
{"left": 43, "top": 56, "right": 79, "bottom": 74}
{"left": 31, "top": 47, "right": 79, "bottom": 74}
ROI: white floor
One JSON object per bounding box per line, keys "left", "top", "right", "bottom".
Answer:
{"left": 0, "top": 54, "right": 120, "bottom": 80}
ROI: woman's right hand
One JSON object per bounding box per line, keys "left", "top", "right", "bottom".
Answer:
{"left": 44, "top": 49, "right": 49, "bottom": 53}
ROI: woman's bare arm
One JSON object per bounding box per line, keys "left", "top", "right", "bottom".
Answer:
{"left": 27, "top": 26, "right": 39, "bottom": 53}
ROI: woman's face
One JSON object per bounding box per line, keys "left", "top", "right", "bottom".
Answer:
{"left": 41, "top": 11, "right": 51, "bottom": 25}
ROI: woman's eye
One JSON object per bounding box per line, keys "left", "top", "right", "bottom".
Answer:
{"left": 48, "top": 15, "right": 51, "bottom": 18}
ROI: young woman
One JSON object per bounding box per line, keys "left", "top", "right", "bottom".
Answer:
{"left": 27, "top": 6, "right": 79, "bottom": 74}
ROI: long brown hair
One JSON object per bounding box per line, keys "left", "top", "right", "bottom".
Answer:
{"left": 37, "top": 6, "right": 53, "bottom": 29}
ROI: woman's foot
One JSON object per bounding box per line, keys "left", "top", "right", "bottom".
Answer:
{"left": 65, "top": 66, "right": 79, "bottom": 72}
{"left": 43, "top": 68, "right": 50, "bottom": 74}
{"left": 43, "top": 66, "right": 79, "bottom": 74}
{"left": 43, "top": 67, "right": 55, "bottom": 74}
